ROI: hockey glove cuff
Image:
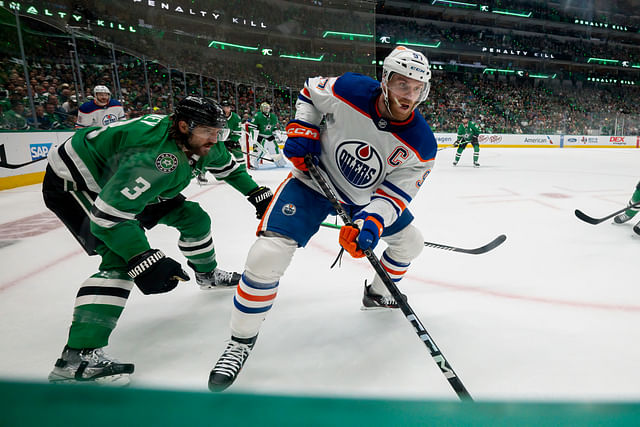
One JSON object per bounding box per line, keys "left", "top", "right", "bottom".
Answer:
{"left": 284, "top": 120, "right": 321, "bottom": 171}
{"left": 338, "top": 213, "right": 384, "bottom": 258}
{"left": 127, "top": 249, "right": 190, "bottom": 295}
{"left": 247, "top": 186, "right": 274, "bottom": 219}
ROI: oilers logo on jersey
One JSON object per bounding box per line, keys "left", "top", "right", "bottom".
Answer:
{"left": 336, "top": 141, "right": 382, "bottom": 189}
{"left": 101, "top": 113, "right": 119, "bottom": 126}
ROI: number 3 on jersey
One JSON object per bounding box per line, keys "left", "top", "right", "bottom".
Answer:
{"left": 121, "top": 177, "right": 151, "bottom": 200}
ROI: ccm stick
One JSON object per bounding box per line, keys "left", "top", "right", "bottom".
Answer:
{"left": 575, "top": 201, "right": 640, "bottom": 225}
{"left": 304, "top": 155, "right": 472, "bottom": 401}
{"left": 320, "top": 222, "right": 506, "bottom": 255}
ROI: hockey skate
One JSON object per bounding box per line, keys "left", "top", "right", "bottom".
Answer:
{"left": 361, "top": 283, "right": 406, "bottom": 310}
{"left": 614, "top": 212, "right": 633, "bottom": 224}
{"left": 208, "top": 335, "right": 257, "bottom": 392}
{"left": 452, "top": 161, "right": 458, "bottom": 166}
{"left": 48, "top": 346, "right": 134, "bottom": 385}
{"left": 634, "top": 222, "right": 640, "bottom": 236}
{"left": 196, "top": 173, "right": 209, "bottom": 185}
{"left": 473, "top": 162, "right": 480, "bottom": 168}
{"left": 192, "top": 266, "right": 241, "bottom": 290}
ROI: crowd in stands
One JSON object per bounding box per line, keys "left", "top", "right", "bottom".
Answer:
{"left": 2, "top": 54, "right": 638, "bottom": 136}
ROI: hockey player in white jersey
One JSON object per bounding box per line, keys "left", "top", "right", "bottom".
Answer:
{"left": 76, "top": 85, "right": 125, "bottom": 128}
{"left": 208, "top": 46, "right": 438, "bottom": 391}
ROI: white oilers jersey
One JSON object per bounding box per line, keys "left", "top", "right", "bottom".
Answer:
{"left": 76, "top": 99, "right": 125, "bottom": 128}
{"left": 292, "top": 72, "right": 437, "bottom": 228}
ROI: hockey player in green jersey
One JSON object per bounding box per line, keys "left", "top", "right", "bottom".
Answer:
{"left": 452, "top": 115, "right": 481, "bottom": 167}
{"left": 613, "top": 180, "right": 640, "bottom": 235}
{"left": 221, "top": 99, "right": 244, "bottom": 164}
{"left": 43, "top": 96, "right": 273, "bottom": 385}
{"left": 249, "top": 102, "right": 285, "bottom": 167}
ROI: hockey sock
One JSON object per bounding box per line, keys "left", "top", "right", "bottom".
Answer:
{"left": 230, "top": 273, "right": 278, "bottom": 338}
{"left": 369, "top": 252, "right": 410, "bottom": 296}
{"left": 179, "top": 232, "right": 217, "bottom": 272}
{"left": 67, "top": 271, "right": 133, "bottom": 349}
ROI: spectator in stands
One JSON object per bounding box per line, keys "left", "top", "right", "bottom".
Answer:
{"left": 3, "top": 100, "right": 30, "bottom": 130}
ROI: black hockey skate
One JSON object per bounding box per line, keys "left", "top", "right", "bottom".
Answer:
{"left": 361, "top": 282, "right": 406, "bottom": 310}
{"left": 208, "top": 335, "right": 257, "bottom": 392}
{"left": 48, "top": 346, "right": 134, "bottom": 385}
{"left": 634, "top": 222, "right": 640, "bottom": 236}
{"left": 189, "top": 262, "right": 241, "bottom": 290}
{"left": 614, "top": 212, "right": 633, "bottom": 224}
{"left": 196, "top": 173, "right": 209, "bottom": 185}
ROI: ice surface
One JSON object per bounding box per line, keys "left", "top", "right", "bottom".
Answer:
{"left": 1, "top": 147, "right": 639, "bottom": 401}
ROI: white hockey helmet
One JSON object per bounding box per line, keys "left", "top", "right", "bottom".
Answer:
{"left": 382, "top": 46, "right": 432, "bottom": 104}
{"left": 93, "top": 85, "right": 111, "bottom": 96}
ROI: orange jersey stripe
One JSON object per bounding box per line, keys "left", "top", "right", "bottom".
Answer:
{"left": 375, "top": 188, "right": 407, "bottom": 211}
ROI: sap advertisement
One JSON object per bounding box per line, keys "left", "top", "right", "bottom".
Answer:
{"left": 0, "top": 131, "right": 72, "bottom": 178}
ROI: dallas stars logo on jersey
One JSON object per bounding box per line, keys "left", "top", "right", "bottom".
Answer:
{"left": 156, "top": 153, "right": 179, "bottom": 173}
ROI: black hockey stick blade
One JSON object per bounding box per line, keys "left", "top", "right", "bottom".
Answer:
{"left": 305, "top": 155, "right": 472, "bottom": 401}
{"left": 320, "top": 222, "right": 506, "bottom": 255}
{"left": 574, "top": 201, "right": 640, "bottom": 225}
{"left": 424, "top": 234, "right": 507, "bottom": 255}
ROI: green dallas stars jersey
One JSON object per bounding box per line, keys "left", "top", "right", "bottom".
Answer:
{"left": 457, "top": 121, "right": 481, "bottom": 144}
{"left": 226, "top": 111, "right": 242, "bottom": 142}
{"left": 47, "top": 114, "right": 258, "bottom": 261}
{"left": 251, "top": 111, "right": 279, "bottom": 138}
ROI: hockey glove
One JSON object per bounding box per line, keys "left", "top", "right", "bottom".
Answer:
{"left": 338, "top": 212, "right": 384, "bottom": 258}
{"left": 453, "top": 138, "right": 462, "bottom": 147}
{"left": 283, "top": 120, "right": 321, "bottom": 171}
{"left": 127, "top": 249, "right": 190, "bottom": 295}
{"left": 247, "top": 186, "right": 274, "bottom": 219}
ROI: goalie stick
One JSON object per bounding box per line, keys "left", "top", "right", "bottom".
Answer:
{"left": 305, "top": 155, "right": 472, "bottom": 401}
{"left": 320, "top": 222, "right": 506, "bottom": 255}
{"left": 574, "top": 201, "right": 640, "bottom": 225}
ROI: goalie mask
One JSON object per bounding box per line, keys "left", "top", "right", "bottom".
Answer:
{"left": 260, "top": 102, "right": 271, "bottom": 114}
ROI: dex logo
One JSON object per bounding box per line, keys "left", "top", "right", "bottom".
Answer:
{"left": 30, "top": 143, "right": 52, "bottom": 160}
{"left": 610, "top": 136, "right": 624, "bottom": 143}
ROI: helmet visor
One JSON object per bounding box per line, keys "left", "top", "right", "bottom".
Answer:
{"left": 192, "top": 126, "right": 230, "bottom": 142}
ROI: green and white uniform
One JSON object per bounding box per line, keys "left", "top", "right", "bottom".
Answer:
{"left": 251, "top": 110, "right": 280, "bottom": 153}
{"left": 454, "top": 120, "right": 481, "bottom": 166}
{"left": 45, "top": 114, "right": 258, "bottom": 348}
{"left": 224, "top": 110, "right": 245, "bottom": 166}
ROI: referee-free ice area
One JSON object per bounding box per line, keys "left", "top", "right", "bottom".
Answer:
{"left": 0, "top": 147, "right": 638, "bottom": 401}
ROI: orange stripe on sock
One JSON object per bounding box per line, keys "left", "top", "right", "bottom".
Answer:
{"left": 382, "top": 263, "right": 406, "bottom": 276}
{"left": 237, "top": 286, "right": 277, "bottom": 302}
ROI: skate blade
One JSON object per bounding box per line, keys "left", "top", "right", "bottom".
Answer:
{"left": 199, "top": 285, "right": 237, "bottom": 291}
{"left": 360, "top": 304, "right": 396, "bottom": 311}
{"left": 48, "top": 373, "right": 131, "bottom": 386}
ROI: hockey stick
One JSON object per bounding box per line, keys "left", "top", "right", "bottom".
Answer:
{"left": 320, "top": 222, "right": 506, "bottom": 255}
{"left": 305, "top": 155, "right": 472, "bottom": 401}
{"left": 575, "top": 201, "right": 640, "bottom": 225}
{"left": 241, "top": 150, "right": 275, "bottom": 163}
{"left": 0, "top": 144, "right": 46, "bottom": 169}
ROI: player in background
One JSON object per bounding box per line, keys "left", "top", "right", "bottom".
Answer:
{"left": 452, "top": 114, "right": 481, "bottom": 167}
{"left": 197, "top": 99, "right": 245, "bottom": 184}
{"left": 249, "top": 102, "right": 285, "bottom": 167}
{"left": 43, "top": 97, "right": 273, "bottom": 385}
{"left": 613, "top": 180, "right": 640, "bottom": 235}
{"left": 208, "top": 46, "right": 437, "bottom": 391}
{"left": 76, "top": 85, "right": 125, "bottom": 128}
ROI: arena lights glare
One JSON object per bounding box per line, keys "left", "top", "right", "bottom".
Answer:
{"left": 587, "top": 57, "right": 619, "bottom": 64}
{"left": 208, "top": 41, "right": 259, "bottom": 52}
{"left": 279, "top": 54, "right": 324, "bottom": 62}
{"left": 396, "top": 41, "right": 441, "bottom": 48}
{"left": 431, "top": 0, "right": 477, "bottom": 9}
{"left": 322, "top": 31, "right": 373, "bottom": 41}
{"left": 492, "top": 9, "right": 532, "bottom": 18}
